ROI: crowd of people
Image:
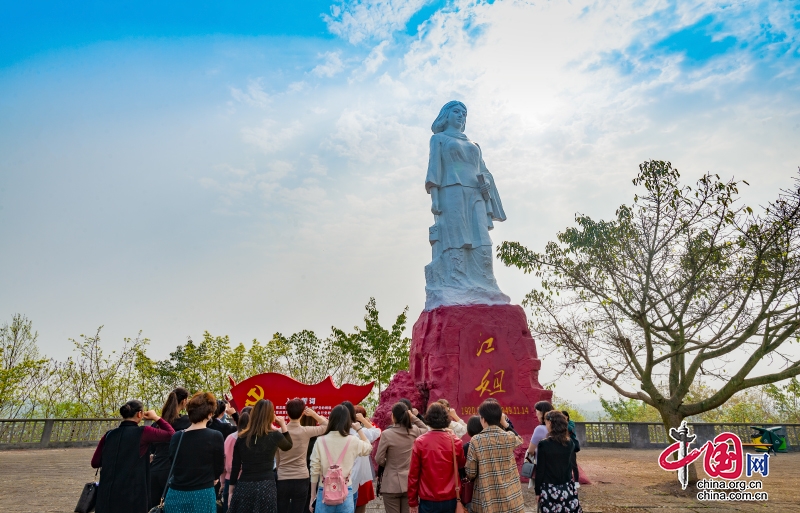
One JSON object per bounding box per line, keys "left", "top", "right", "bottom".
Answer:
{"left": 90, "top": 390, "right": 583, "bottom": 513}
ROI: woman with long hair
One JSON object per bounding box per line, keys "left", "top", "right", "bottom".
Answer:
{"left": 407, "top": 403, "right": 465, "bottom": 513}
{"left": 228, "top": 399, "right": 293, "bottom": 513}
{"left": 163, "top": 392, "right": 225, "bottom": 513}
{"left": 221, "top": 407, "right": 252, "bottom": 512}
{"left": 534, "top": 411, "right": 583, "bottom": 513}
{"left": 150, "top": 387, "right": 191, "bottom": 508}
{"left": 309, "top": 405, "right": 373, "bottom": 513}
{"left": 375, "top": 402, "right": 427, "bottom": 513}
{"left": 91, "top": 400, "right": 175, "bottom": 513}
{"left": 526, "top": 401, "right": 554, "bottom": 460}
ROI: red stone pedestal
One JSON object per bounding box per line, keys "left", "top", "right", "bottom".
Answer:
{"left": 374, "top": 304, "right": 551, "bottom": 445}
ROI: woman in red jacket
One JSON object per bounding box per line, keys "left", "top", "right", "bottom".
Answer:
{"left": 408, "top": 402, "right": 466, "bottom": 513}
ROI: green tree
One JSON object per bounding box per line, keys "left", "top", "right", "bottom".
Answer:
{"left": 0, "top": 315, "right": 50, "bottom": 417}
{"left": 332, "top": 297, "right": 410, "bottom": 410}
{"left": 764, "top": 377, "right": 800, "bottom": 422}
{"left": 600, "top": 397, "right": 662, "bottom": 422}
{"left": 132, "top": 348, "right": 176, "bottom": 410}
{"left": 60, "top": 328, "right": 150, "bottom": 417}
{"left": 246, "top": 336, "right": 290, "bottom": 376}
{"left": 168, "top": 338, "right": 207, "bottom": 394}
{"left": 198, "top": 332, "right": 234, "bottom": 397}
{"left": 166, "top": 333, "right": 235, "bottom": 398}
{"left": 551, "top": 394, "right": 587, "bottom": 421}
{"left": 279, "top": 330, "right": 359, "bottom": 387}
{"left": 498, "top": 161, "right": 800, "bottom": 435}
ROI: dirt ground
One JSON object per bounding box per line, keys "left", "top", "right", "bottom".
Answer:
{"left": 0, "top": 447, "right": 798, "bottom": 513}
{"left": 558, "top": 447, "right": 800, "bottom": 513}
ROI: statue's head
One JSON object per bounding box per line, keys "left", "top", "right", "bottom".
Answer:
{"left": 431, "top": 100, "right": 467, "bottom": 134}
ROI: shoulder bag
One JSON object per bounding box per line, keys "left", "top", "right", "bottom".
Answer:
{"left": 149, "top": 431, "right": 185, "bottom": 513}
{"left": 76, "top": 427, "right": 120, "bottom": 513}
{"left": 74, "top": 469, "right": 99, "bottom": 513}
{"left": 449, "top": 436, "right": 467, "bottom": 513}
{"left": 521, "top": 453, "right": 535, "bottom": 479}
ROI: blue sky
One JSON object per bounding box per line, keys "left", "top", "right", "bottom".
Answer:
{"left": 1, "top": 0, "right": 799, "bottom": 402}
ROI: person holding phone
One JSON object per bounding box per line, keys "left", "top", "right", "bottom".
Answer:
{"left": 228, "top": 399, "right": 293, "bottom": 513}
{"left": 163, "top": 392, "right": 225, "bottom": 513}
{"left": 91, "top": 399, "right": 175, "bottom": 513}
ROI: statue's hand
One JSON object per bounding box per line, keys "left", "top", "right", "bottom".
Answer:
{"left": 480, "top": 182, "right": 491, "bottom": 195}
{"left": 431, "top": 202, "right": 442, "bottom": 216}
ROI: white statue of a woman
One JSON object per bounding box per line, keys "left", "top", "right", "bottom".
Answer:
{"left": 424, "top": 101, "right": 511, "bottom": 310}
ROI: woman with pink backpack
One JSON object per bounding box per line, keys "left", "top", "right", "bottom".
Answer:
{"left": 309, "top": 405, "right": 373, "bottom": 513}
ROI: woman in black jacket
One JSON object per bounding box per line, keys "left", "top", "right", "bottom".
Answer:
{"left": 163, "top": 392, "right": 225, "bottom": 513}
{"left": 149, "top": 387, "right": 191, "bottom": 508}
{"left": 91, "top": 400, "right": 175, "bottom": 513}
{"left": 534, "top": 411, "right": 583, "bottom": 513}
{"left": 228, "top": 399, "right": 293, "bottom": 513}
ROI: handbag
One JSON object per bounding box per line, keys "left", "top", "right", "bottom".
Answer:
{"left": 460, "top": 474, "right": 474, "bottom": 505}
{"left": 375, "top": 465, "right": 385, "bottom": 497}
{"left": 77, "top": 429, "right": 115, "bottom": 513}
{"left": 458, "top": 443, "right": 473, "bottom": 504}
{"left": 450, "top": 436, "right": 466, "bottom": 513}
{"left": 521, "top": 454, "right": 535, "bottom": 480}
{"left": 149, "top": 431, "right": 185, "bottom": 513}
{"left": 74, "top": 469, "right": 99, "bottom": 513}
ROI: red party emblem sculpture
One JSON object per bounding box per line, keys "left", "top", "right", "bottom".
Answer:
{"left": 227, "top": 373, "right": 374, "bottom": 417}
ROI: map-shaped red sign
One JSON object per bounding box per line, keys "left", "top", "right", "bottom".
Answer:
{"left": 228, "top": 373, "right": 374, "bottom": 418}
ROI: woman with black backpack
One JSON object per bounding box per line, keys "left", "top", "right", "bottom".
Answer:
{"left": 91, "top": 399, "right": 175, "bottom": 513}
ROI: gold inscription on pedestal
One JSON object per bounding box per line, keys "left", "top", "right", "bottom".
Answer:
{"left": 461, "top": 405, "right": 530, "bottom": 416}
{"left": 474, "top": 368, "right": 506, "bottom": 397}
{"left": 476, "top": 337, "right": 495, "bottom": 356}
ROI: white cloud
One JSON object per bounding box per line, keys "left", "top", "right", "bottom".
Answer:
{"left": 241, "top": 119, "right": 303, "bottom": 154}
{"left": 312, "top": 51, "right": 345, "bottom": 77}
{"left": 324, "top": 108, "right": 425, "bottom": 166}
{"left": 230, "top": 78, "right": 271, "bottom": 108}
{"left": 308, "top": 155, "right": 328, "bottom": 176}
{"left": 324, "top": 0, "right": 431, "bottom": 44}
{"left": 288, "top": 81, "right": 307, "bottom": 92}
{"left": 351, "top": 40, "right": 390, "bottom": 80}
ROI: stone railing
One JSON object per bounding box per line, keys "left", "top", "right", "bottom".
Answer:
{"left": 0, "top": 418, "right": 118, "bottom": 450}
{"left": 2, "top": 418, "right": 798, "bottom": 451}
{"left": 574, "top": 422, "right": 800, "bottom": 451}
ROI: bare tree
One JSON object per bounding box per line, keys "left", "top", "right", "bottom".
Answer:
{"left": 498, "top": 161, "right": 800, "bottom": 431}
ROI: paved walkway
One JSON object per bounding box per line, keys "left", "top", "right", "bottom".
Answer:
{"left": 1, "top": 447, "right": 798, "bottom": 512}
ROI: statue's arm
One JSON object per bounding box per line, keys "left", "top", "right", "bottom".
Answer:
{"left": 430, "top": 187, "right": 441, "bottom": 215}
{"left": 481, "top": 159, "right": 507, "bottom": 222}
{"left": 426, "top": 135, "right": 443, "bottom": 215}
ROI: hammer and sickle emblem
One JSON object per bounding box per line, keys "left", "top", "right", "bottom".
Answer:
{"left": 245, "top": 385, "right": 265, "bottom": 407}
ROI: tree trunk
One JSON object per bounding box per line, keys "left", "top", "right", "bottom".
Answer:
{"left": 661, "top": 408, "right": 698, "bottom": 485}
